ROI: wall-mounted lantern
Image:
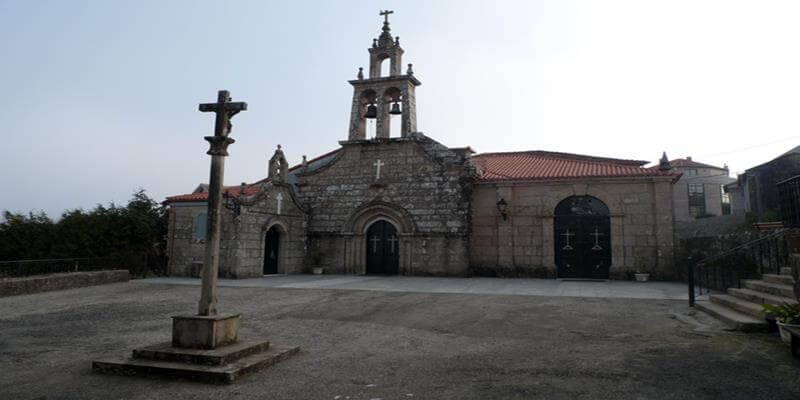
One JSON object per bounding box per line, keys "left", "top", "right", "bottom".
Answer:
{"left": 496, "top": 198, "right": 508, "bottom": 221}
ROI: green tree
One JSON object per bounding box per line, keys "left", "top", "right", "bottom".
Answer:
{"left": 0, "top": 189, "right": 168, "bottom": 275}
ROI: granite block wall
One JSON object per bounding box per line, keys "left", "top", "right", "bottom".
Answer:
{"left": 470, "top": 178, "right": 678, "bottom": 280}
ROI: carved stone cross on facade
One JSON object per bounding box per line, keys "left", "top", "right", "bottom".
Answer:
{"left": 275, "top": 192, "right": 284, "bottom": 215}
{"left": 387, "top": 235, "right": 398, "bottom": 253}
{"left": 380, "top": 9, "right": 394, "bottom": 23}
{"left": 373, "top": 159, "right": 385, "bottom": 180}
{"left": 590, "top": 228, "right": 604, "bottom": 250}
{"left": 197, "top": 90, "right": 247, "bottom": 316}
{"left": 561, "top": 229, "right": 575, "bottom": 250}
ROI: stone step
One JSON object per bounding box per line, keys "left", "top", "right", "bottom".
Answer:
{"left": 694, "top": 300, "right": 768, "bottom": 332}
{"left": 781, "top": 267, "right": 793, "bottom": 276}
{"left": 93, "top": 344, "right": 299, "bottom": 384}
{"left": 709, "top": 294, "right": 766, "bottom": 319}
{"left": 132, "top": 340, "right": 270, "bottom": 366}
{"left": 742, "top": 280, "right": 795, "bottom": 298}
{"left": 763, "top": 274, "right": 795, "bottom": 285}
{"left": 728, "top": 287, "right": 796, "bottom": 306}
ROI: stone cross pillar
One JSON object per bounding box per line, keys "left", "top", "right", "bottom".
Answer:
{"left": 197, "top": 90, "right": 247, "bottom": 316}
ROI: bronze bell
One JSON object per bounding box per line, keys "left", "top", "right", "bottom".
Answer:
{"left": 389, "top": 102, "right": 402, "bottom": 115}
{"left": 364, "top": 104, "right": 377, "bottom": 119}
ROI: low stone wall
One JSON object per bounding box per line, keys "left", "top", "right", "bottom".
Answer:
{"left": 0, "top": 270, "right": 129, "bottom": 297}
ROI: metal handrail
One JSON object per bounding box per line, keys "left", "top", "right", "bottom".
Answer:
{"left": 695, "top": 228, "right": 791, "bottom": 267}
{"left": 688, "top": 227, "right": 796, "bottom": 306}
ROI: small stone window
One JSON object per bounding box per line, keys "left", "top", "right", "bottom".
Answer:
{"left": 194, "top": 214, "right": 207, "bottom": 242}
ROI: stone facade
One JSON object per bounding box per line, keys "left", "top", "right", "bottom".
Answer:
{"left": 471, "top": 178, "right": 678, "bottom": 280}
{"left": 164, "top": 14, "right": 681, "bottom": 281}
{"left": 295, "top": 134, "right": 475, "bottom": 276}
{"left": 166, "top": 181, "right": 308, "bottom": 278}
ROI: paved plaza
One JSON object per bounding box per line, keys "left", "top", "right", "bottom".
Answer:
{"left": 1, "top": 277, "right": 799, "bottom": 399}
{"left": 141, "top": 275, "right": 694, "bottom": 300}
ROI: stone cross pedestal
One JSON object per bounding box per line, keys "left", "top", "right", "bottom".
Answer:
{"left": 92, "top": 90, "right": 299, "bottom": 383}
{"left": 169, "top": 89, "right": 247, "bottom": 349}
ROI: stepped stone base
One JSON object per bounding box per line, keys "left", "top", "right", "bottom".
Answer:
{"left": 93, "top": 340, "right": 299, "bottom": 384}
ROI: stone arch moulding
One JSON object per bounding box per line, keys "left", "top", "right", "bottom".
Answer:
{"left": 584, "top": 186, "right": 623, "bottom": 215}
{"left": 543, "top": 185, "right": 622, "bottom": 216}
{"left": 342, "top": 201, "right": 417, "bottom": 235}
{"left": 262, "top": 217, "right": 290, "bottom": 234}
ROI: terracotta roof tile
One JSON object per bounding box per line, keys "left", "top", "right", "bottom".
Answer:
{"left": 472, "top": 151, "right": 679, "bottom": 182}
{"left": 164, "top": 148, "right": 340, "bottom": 204}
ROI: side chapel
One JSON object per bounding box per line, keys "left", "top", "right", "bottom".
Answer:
{"left": 164, "top": 13, "right": 682, "bottom": 281}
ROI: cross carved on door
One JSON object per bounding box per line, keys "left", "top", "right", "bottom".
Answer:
{"left": 561, "top": 229, "right": 575, "bottom": 250}
{"left": 370, "top": 235, "right": 381, "bottom": 253}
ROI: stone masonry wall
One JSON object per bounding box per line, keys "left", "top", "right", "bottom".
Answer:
{"left": 0, "top": 270, "right": 129, "bottom": 297}
{"left": 471, "top": 178, "right": 678, "bottom": 280}
{"left": 166, "top": 183, "right": 307, "bottom": 278}
{"left": 297, "top": 133, "right": 475, "bottom": 275}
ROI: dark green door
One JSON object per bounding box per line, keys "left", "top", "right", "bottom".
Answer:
{"left": 366, "top": 220, "right": 399, "bottom": 275}
{"left": 554, "top": 196, "right": 611, "bottom": 279}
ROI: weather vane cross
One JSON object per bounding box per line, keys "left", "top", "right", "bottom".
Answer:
{"left": 380, "top": 9, "right": 394, "bottom": 23}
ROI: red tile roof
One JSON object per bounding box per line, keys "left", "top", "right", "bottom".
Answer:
{"left": 669, "top": 158, "right": 726, "bottom": 170}
{"left": 166, "top": 148, "right": 679, "bottom": 204}
{"left": 164, "top": 148, "right": 340, "bottom": 204}
{"left": 472, "top": 151, "right": 679, "bottom": 182}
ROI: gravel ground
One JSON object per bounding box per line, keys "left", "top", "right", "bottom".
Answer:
{"left": 1, "top": 280, "right": 799, "bottom": 400}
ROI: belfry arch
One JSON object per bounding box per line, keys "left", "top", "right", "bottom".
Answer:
{"left": 347, "top": 10, "right": 419, "bottom": 141}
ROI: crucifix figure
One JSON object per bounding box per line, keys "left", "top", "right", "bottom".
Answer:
{"left": 380, "top": 9, "right": 394, "bottom": 23}
{"left": 197, "top": 90, "right": 247, "bottom": 316}
{"left": 373, "top": 159, "right": 385, "bottom": 180}
{"left": 387, "top": 235, "right": 398, "bottom": 254}
{"left": 590, "top": 228, "right": 604, "bottom": 250}
{"left": 370, "top": 235, "right": 381, "bottom": 253}
{"left": 275, "top": 192, "right": 284, "bottom": 215}
{"left": 561, "top": 229, "right": 575, "bottom": 251}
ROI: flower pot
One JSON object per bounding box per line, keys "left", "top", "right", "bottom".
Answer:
{"left": 312, "top": 267, "right": 323, "bottom": 275}
{"left": 634, "top": 273, "right": 650, "bottom": 282}
{"left": 777, "top": 321, "right": 800, "bottom": 344}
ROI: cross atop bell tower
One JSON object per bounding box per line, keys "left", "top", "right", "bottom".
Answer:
{"left": 370, "top": 10, "right": 402, "bottom": 78}
{"left": 347, "top": 11, "right": 420, "bottom": 140}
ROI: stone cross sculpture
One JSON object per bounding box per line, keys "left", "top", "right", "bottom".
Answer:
{"left": 91, "top": 90, "right": 298, "bottom": 382}
{"left": 198, "top": 90, "right": 247, "bottom": 316}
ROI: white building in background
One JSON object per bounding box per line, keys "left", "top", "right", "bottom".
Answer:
{"left": 668, "top": 157, "right": 735, "bottom": 222}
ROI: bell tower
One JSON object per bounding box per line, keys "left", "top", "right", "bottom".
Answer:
{"left": 348, "top": 10, "right": 420, "bottom": 140}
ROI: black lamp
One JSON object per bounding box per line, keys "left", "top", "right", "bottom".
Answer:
{"left": 496, "top": 198, "right": 508, "bottom": 221}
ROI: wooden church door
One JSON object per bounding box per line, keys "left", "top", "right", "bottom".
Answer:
{"left": 263, "top": 226, "right": 280, "bottom": 275}
{"left": 366, "top": 220, "right": 399, "bottom": 275}
{"left": 554, "top": 196, "right": 611, "bottom": 279}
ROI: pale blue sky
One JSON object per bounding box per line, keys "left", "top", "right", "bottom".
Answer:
{"left": 1, "top": 0, "right": 799, "bottom": 218}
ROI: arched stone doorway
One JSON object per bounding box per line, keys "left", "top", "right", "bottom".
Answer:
{"left": 554, "top": 195, "right": 611, "bottom": 279}
{"left": 263, "top": 225, "right": 281, "bottom": 275}
{"left": 365, "top": 220, "right": 399, "bottom": 274}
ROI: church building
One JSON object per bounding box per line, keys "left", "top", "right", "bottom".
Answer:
{"left": 164, "top": 14, "right": 682, "bottom": 281}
